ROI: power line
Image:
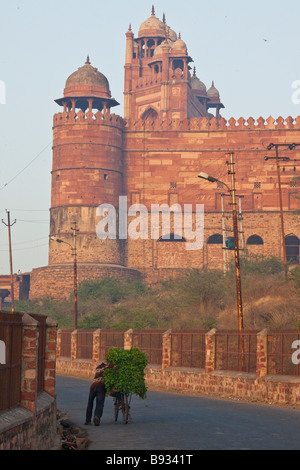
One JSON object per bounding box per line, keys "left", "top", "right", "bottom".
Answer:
{"left": 0, "top": 243, "right": 48, "bottom": 252}
{"left": 4, "top": 209, "right": 49, "bottom": 212}
{"left": 0, "top": 236, "right": 49, "bottom": 247}
{"left": 0, "top": 142, "right": 52, "bottom": 191}
{"left": 17, "top": 219, "right": 49, "bottom": 224}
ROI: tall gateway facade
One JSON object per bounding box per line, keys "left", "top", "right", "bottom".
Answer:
{"left": 29, "top": 7, "right": 300, "bottom": 299}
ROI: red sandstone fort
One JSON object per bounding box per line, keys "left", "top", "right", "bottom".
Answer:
{"left": 2, "top": 6, "right": 300, "bottom": 301}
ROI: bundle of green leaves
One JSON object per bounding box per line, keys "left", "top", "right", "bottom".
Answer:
{"left": 103, "top": 347, "right": 148, "bottom": 399}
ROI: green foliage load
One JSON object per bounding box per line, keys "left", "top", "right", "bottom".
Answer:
{"left": 103, "top": 347, "right": 148, "bottom": 399}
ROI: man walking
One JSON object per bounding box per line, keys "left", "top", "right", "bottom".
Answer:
{"left": 85, "top": 362, "right": 113, "bottom": 426}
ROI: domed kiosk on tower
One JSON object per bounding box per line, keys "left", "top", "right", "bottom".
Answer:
{"left": 55, "top": 56, "right": 119, "bottom": 111}
{"left": 29, "top": 56, "right": 141, "bottom": 301}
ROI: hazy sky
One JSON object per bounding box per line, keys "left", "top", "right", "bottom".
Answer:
{"left": 1, "top": 0, "right": 300, "bottom": 274}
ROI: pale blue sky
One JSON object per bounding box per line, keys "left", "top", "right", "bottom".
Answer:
{"left": 0, "top": 0, "right": 300, "bottom": 273}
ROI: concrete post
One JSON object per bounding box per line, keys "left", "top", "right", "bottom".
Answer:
{"left": 44, "top": 317, "right": 57, "bottom": 397}
{"left": 93, "top": 329, "right": 102, "bottom": 362}
{"left": 205, "top": 328, "right": 217, "bottom": 374}
{"left": 124, "top": 329, "right": 133, "bottom": 350}
{"left": 56, "top": 329, "right": 62, "bottom": 358}
{"left": 20, "top": 313, "right": 38, "bottom": 412}
{"left": 162, "top": 329, "right": 172, "bottom": 370}
{"left": 71, "top": 330, "right": 78, "bottom": 361}
{"left": 256, "top": 329, "right": 268, "bottom": 379}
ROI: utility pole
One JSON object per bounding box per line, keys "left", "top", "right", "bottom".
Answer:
{"left": 50, "top": 222, "right": 79, "bottom": 330}
{"left": 265, "top": 143, "right": 299, "bottom": 277}
{"left": 71, "top": 222, "right": 79, "bottom": 330}
{"left": 221, "top": 193, "right": 228, "bottom": 274}
{"left": 238, "top": 196, "right": 245, "bottom": 255}
{"left": 2, "top": 211, "right": 16, "bottom": 313}
{"left": 275, "top": 145, "right": 288, "bottom": 277}
{"left": 227, "top": 152, "right": 244, "bottom": 332}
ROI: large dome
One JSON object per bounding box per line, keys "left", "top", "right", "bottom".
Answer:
{"left": 63, "top": 56, "right": 111, "bottom": 99}
{"left": 138, "top": 8, "right": 166, "bottom": 38}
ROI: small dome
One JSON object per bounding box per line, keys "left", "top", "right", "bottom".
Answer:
{"left": 171, "top": 34, "right": 188, "bottom": 55}
{"left": 138, "top": 8, "right": 166, "bottom": 38}
{"left": 166, "top": 25, "right": 177, "bottom": 42}
{"left": 207, "top": 81, "right": 220, "bottom": 99}
{"left": 153, "top": 40, "right": 171, "bottom": 57}
{"left": 191, "top": 68, "right": 207, "bottom": 93}
{"left": 191, "top": 76, "right": 207, "bottom": 93}
{"left": 64, "top": 56, "right": 111, "bottom": 99}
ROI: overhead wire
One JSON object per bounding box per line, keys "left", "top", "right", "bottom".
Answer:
{"left": 0, "top": 141, "right": 52, "bottom": 191}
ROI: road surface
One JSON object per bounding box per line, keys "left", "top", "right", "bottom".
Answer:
{"left": 56, "top": 375, "right": 300, "bottom": 451}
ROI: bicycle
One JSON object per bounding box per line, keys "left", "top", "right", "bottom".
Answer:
{"left": 113, "top": 392, "right": 132, "bottom": 424}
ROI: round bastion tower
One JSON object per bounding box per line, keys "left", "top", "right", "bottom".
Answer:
{"left": 29, "top": 57, "right": 140, "bottom": 300}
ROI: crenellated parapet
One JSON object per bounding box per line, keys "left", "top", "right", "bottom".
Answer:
{"left": 125, "top": 115, "right": 300, "bottom": 132}
{"left": 53, "top": 110, "right": 126, "bottom": 128}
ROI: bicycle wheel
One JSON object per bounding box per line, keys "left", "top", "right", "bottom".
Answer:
{"left": 114, "top": 396, "right": 121, "bottom": 422}
{"left": 124, "top": 394, "right": 129, "bottom": 424}
{"left": 122, "top": 393, "right": 132, "bottom": 424}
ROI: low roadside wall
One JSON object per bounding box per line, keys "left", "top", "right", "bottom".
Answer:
{"left": 56, "top": 328, "right": 300, "bottom": 406}
{"left": 0, "top": 312, "right": 58, "bottom": 450}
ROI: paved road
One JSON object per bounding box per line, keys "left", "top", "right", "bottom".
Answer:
{"left": 56, "top": 375, "right": 300, "bottom": 451}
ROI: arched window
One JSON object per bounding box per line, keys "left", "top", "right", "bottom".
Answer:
{"left": 207, "top": 234, "right": 223, "bottom": 244}
{"left": 172, "top": 59, "right": 184, "bottom": 71}
{"left": 247, "top": 235, "right": 264, "bottom": 245}
{"left": 285, "top": 235, "right": 300, "bottom": 264}
{"left": 158, "top": 233, "right": 186, "bottom": 242}
{"left": 147, "top": 39, "right": 155, "bottom": 57}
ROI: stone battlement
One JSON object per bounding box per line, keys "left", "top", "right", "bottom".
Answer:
{"left": 125, "top": 115, "right": 300, "bottom": 132}
{"left": 53, "top": 110, "right": 126, "bottom": 128}
{"left": 53, "top": 112, "right": 300, "bottom": 133}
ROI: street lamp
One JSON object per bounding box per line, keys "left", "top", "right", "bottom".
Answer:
{"left": 198, "top": 153, "right": 244, "bottom": 332}
{"left": 50, "top": 223, "right": 79, "bottom": 329}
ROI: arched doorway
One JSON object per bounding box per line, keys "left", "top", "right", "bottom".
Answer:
{"left": 141, "top": 107, "right": 158, "bottom": 122}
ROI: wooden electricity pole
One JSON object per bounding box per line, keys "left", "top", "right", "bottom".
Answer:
{"left": 2, "top": 211, "right": 16, "bottom": 313}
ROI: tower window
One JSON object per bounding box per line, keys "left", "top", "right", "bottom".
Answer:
{"left": 247, "top": 235, "right": 263, "bottom": 245}
{"left": 285, "top": 235, "right": 300, "bottom": 264}
{"left": 104, "top": 174, "right": 108, "bottom": 180}
{"left": 172, "top": 59, "right": 184, "bottom": 71}
{"left": 207, "top": 234, "right": 223, "bottom": 244}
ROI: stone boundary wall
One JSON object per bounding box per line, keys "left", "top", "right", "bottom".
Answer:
{"left": 0, "top": 313, "right": 57, "bottom": 450}
{"left": 56, "top": 328, "right": 300, "bottom": 406}
{"left": 29, "top": 263, "right": 141, "bottom": 300}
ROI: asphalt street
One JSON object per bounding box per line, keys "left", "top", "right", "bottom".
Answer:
{"left": 55, "top": 375, "right": 300, "bottom": 451}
